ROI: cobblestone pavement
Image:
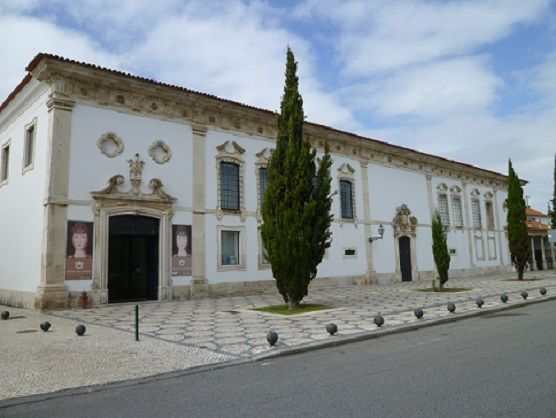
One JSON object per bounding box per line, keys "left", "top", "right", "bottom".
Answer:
{"left": 50, "top": 271, "right": 556, "bottom": 359}
{"left": 1, "top": 271, "right": 554, "bottom": 401}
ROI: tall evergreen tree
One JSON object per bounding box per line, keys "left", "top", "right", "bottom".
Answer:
{"left": 261, "top": 48, "right": 333, "bottom": 309}
{"left": 431, "top": 209, "right": 450, "bottom": 291}
{"left": 507, "top": 159, "right": 530, "bottom": 280}
{"left": 551, "top": 154, "right": 556, "bottom": 229}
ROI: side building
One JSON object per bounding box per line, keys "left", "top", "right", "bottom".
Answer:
{"left": 0, "top": 54, "right": 512, "bottom": 309}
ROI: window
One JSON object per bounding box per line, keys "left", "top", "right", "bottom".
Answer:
{"left": 1, "top": 143, "right": 9, "bottom": 183}
{"left": 221, "top": 230, "right": 239, "bottom": 265}
{"left": 23, "top": 123, "right": 35, "bottom": 170}
{"left": 340, "top": 179, "right": 354, "bottom": 219}
{"left": 438, "top": 194, "right": 450, "bottom": 226}
{"left": 220, "top": 162, "right": 240, "bottom": 210}
{"left": 259, "top": 167, "right": 268, "bottom": 205}
{"left": 451, "top": 195, "right": 464, "bottom": 227}
{"left": 471, "top": 199, "right": 482, "bottom": 229}
{"left": 485, "top": 201, "right": 495, "bottom": 230}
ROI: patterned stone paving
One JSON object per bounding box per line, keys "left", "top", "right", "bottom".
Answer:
{"left": 49, "top": 271, "right": 556, "bottom": 359}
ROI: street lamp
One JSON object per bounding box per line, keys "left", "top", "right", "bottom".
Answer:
{"left": 369, "top": 224, "right": 385, "bottom": 243}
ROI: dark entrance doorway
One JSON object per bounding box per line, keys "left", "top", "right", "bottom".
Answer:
{"left": 534, "top": 248, "right": 544, "bottom": 271}
{"left": 399, "top": 236, "right": 412, "bottom": 281}
{"left": 108, "top": 215, "right": 159, "bottom": 303}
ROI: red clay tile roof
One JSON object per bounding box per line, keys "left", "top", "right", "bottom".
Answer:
{"left": 528, "top": 219, "right": 549, "bottom": 231}
{"left": 526, "top": 208, "right": 547, "bottom": 217}
{"left": 1, "top": 53, "right": 513, "bottom": 181}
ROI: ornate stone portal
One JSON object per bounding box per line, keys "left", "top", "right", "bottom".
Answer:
{"left": 392, "top": 204, "right": 419, "bottom": 282}
{"left": 90, "top": 154, "right": 176, "bottom": 305}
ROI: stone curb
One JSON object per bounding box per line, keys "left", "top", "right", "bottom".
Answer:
{"left": 252, "top": 293, "right": 556, "bottom": 361}
{"left": 1, "top": 293, "right": 554, "bottom": 409}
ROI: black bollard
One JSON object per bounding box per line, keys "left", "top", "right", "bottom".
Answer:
{"left": 135, "top": 304, "right": 139, "bottom": 342}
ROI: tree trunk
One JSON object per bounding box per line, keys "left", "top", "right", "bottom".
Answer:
{"left": 287, "top": 298, "right": 300, "bottom": 309}
{"left": 518, "top": 268, "right": 524, "bottom": 280}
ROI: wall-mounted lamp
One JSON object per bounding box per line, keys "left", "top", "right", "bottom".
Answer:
{"left": 369, "top": 224, "right": 385, "bottom": 243}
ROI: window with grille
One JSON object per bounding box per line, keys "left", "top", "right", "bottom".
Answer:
{"left": 221, "top": 230, "right": 240, "bottom": 265}
{"left": 24, "top": 124, "right": 35, "bottom": 169}
{"left": 259, "top": 167, "right": 268, "bottom": 205}
{"left": 485, "top": 201, "right": 495, "bottom": 230}
{"left": 438, "top": 194, "right": 450, "bottom": 226}
{"left": 1, "top": 144, "right": 9, "bottom": 182}
{"left": 340, "top": 180, "right": 354, "bottom": 219}
{"left": 220, "top": 162, "right": 240, "bottom": 210}
{"left": 471, "top": 199, "right": 482, "bottom": 229}
{"left": 451, "top": 195, "right": 464, "bottom": 227}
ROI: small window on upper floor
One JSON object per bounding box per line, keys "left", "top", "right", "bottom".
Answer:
{"left": 1, "top": 143, "right": 10, "bottom": 184}
{"left": 438, "top": 194, "right": 450, "bottom": 226}
{"left": 471, "top": 198, "right": 482, "bottom": 229}
{"left": 259, "top": 167, "right": 268, "bottom": 205}
{"left": 23, "top": 122, "right": 35, "bottom": 171}
{"left": 220, "top": 161, "right": 240, "bottom": 211}
{"left": 485, "top": 201, "right": 495, "bottom": 230}
{"left": 340, "top": 179, "right": 354, "bottom": 219}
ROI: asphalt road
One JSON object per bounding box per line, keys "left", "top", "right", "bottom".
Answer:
{"left": 2, "top": 300, "right": 556, "bottom": 418}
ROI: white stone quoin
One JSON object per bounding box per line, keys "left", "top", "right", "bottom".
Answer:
{"left": 0, "top": 53, "right": 514, "bottom": 309}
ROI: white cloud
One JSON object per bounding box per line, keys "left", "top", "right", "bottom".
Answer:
{"left": 346, "top": 56, "right": 502, "bottom": 117}
{"left": 0, "top": 15, "right": 120, "bottom": 101}
{"left": 297, "top": 0, "right": 550, "bottom": 75}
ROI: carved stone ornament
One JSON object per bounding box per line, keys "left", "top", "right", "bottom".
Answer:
{"left": 148, "top": 140, "right": 172, "bottom": 164}
{"left": 255, "top": 147, "right": 273, "bottom": 164}
{"left": 470, "top": 188, "right": 481, "bottom": 197}
{"left": 91, "top": 153, "right": 175, "bottom": 209}
{"left": 392, "top": 204, "right": 418, "bottom": 237}
{"left": 450, "top": 185, "right": 462, "bottom": 193}
{"left": 484, "top": 191, "right": 494, "bottom": 200}
{"left": 436, "top": 183, "right": 448, "bottom": 192}
{"left": 97, "top": 132, "right": 124, "bottom": 158}
{"left": 217, "top": 140, "right": 245, "bottom": 156}
{"left": 337, "top": 163, "right": 356, "bottom": 178}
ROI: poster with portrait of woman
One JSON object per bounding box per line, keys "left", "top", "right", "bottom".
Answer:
{"left": 65, "top": 221, "right": 93, "bottom": 280}
{"left": 172, "top": 224, "right": 192, "bottom": 276}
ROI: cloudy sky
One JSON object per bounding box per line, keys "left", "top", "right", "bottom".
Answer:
{"left": 1, "top": 0, "right": 555, "bottom": 211}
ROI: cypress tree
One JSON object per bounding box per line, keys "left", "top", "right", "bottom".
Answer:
{"left": 507, "top": 159, "right": 530, "bottom": 280}
{"left": 261, "top": 48, "right": 333, "bottom": 309}
{"left": 551, "top": 154, "right": 556, "bottom": 229}
{"left": 431, "top": 209, "right": 450, "bottom": 291}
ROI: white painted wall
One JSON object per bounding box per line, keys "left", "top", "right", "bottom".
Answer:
{"left": 0, "top": 81, "right": 50, "bottom": 292}
{"left": 68, "top": 105, "right": 193, "bottom": 206}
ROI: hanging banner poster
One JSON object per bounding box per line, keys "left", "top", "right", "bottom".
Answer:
{"left": 172, "top": 224, "right": 192, "bottom": 276}
{"left": 65, "top": 221, "right": 93, "bottom": 280}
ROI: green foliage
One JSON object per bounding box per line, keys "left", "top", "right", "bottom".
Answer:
{"left": 431, "top": 209, "right": 450, "bottom": 291}
{"left": 506, "top": 160, "right": 530, "bottom": 280}
{"left": 261, "top": 48, "right": 333, "bottom": 309}
{"left": 551, "top": 154, "right": 556, "bottom": 229}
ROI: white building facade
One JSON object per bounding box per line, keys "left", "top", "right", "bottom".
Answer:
{"left": 0, "top": 54, "right": 511, "bottom": 309}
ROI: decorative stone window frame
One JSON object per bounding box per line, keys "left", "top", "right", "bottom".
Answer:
{"left": 217, "top": 225, "right": 246, "bottom": 271}
{"left": 484, "top": 191, "right": 495, "bottom": 230}
{"left": 436, "top": 183, "right": 450, "bottom": 227}
{"left": 257, "top": 226, "right": 271, "bottom": 269}
{"left": 255, "top": 147, "right": 272, "bottom": 222}
{"left": 97, "top": 132, "right": 124, "bottom": 158}
{"left": 470, "top": 188, "right": 482, "bottom": 230}
{"left": 487, "top": 236, "right": 497, "bottom": 260}
{"left": 337, "top": 163, "right": 357, "bottom": 224}
{"left": 90, "top": 172, "right": 176, "bottom": 305}
{"left": 148, "top": 140, "right": 172, "bottom": 164}
{"left": 0, "top": 139, "right": 11, "bottom": 187}
{"left": 22, "top": 117, "right": 37, "bottom": 174}
{"left": 392, "top": 204, "right": 419, "bottom": 282}
{"left": 449, "top": 185, "right": 464, "bottom": 228}
{"left": 216, "top": 140, "right": 246, "bottom": 222}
